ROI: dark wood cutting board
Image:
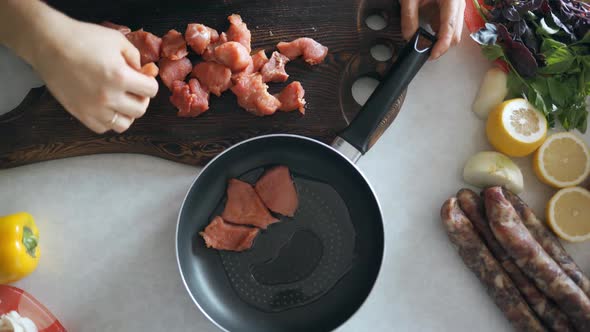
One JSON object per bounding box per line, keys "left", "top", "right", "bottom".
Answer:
{"left": 0, "top": 0, "right": 407, "bottom": 169}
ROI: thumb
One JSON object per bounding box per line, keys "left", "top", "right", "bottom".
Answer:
{"left": 401, "top": 0, "right": 420, "bottom": 41}
{"left": 121, "top": 39, "right": 142, "bottom": 70}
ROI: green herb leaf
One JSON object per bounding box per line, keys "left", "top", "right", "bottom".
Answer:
{"left": 538, "top": 39, "right": 576, "bottom": 74}
{"left": 481, "top": 44, "right": 504, "bottom": 61}
{"left": 506, "top": 70, "right": 525, "bottom": 99}
{"left": 547, "top": 75, "right": 577, "bottom": 106}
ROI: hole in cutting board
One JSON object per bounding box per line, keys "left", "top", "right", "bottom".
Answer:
{"left": 365, "top": 14, "right": 387, "bottom": 30}
{"left": 370, "top": 44, "right": 393, "bottom": 62}
{"left": 352, "top": 76, "right": 379, "bottom": 106}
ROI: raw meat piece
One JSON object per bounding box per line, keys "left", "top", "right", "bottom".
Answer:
{"left": 100, "top": 21, "right": 131, "bottom": 34}
{"left": 160, "top": 29, "right": 188, "bottom": 60}
{"left": 255, "top": 166, "right": 298, "bottom": 217}
{"left": 214, "top": 42, "right": 252, "bottom": 72}
{"left": 158, "top": 57, "right": 192, "bottom": 90}
{"left": 126, "top": 29, "right": 162, "bottom": 65}
{"left": 192, "top": 62, "right": 232, "bottom": 97}
{"left": 185, "top": 24, "right": 218, "bottom": 54}
{"left": 260, "top": 51, "right": 289, "bottom": 83}
{"left": 221, "top": 179, "right": 279, "bottom": 229}
{"left": 227, "top": 14, "right": 251, "bottom": 52}
{"left": 140, "top": 62, "right": 159, "bottom": 77}
{"left": 202, "top": 32, "right": 228, "bottom": 62}
{"left": 231, "top": 73, "right": 281, "bottom": 116}
{"left": 276, "top": 82, "right": 306, "bottom": 114}
{"left": 169, "top": 79, "right": 209, "bottom": 117}
{"left": 251, "top": 50, "right": 269, "bottom": 72}
{"left": 200, "top": 216, "right": 259, "bottom": 252}
{"left": 277, "top": 38, "right": 328, "bottom": 65}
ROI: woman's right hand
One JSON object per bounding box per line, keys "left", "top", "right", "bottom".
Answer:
{"left": 31, "top": 17, "right": 159, "bottom": 133}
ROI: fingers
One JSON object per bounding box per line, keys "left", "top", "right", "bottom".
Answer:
{"left": 121, "top": 39, "right": 142, "bottom": 70}
{"left": 401, "top": 0, "right": 420, "bottom": 41}
{"left": 109, "top": 93, "right": 150, "bottom": 119}
{"left": 430, "top": 0, "right": 461, "bottom": 60}
{"left": 122, "top": 65, "right": 159, "bottom": 98}
{"left": 452, "top": 0, "right": 466, "bottom": 46}
{"left": 110, "top": 111, "right": 135, "bottom": 134}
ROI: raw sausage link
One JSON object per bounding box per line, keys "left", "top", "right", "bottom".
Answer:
{"left": 503, "top": 188, "right": 590, "bottom": 299}
{"left": 485, "top": 187, "right": 590, "bottom": 331}
{"left": 441, "top": 197, "right": 546, "bottom": 332}
{"left": 457, "top": 189, "right": 573, "bottom": 332}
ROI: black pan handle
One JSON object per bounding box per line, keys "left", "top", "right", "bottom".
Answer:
{"left": 338, "top": 28, "right": 436, "bottom": 155}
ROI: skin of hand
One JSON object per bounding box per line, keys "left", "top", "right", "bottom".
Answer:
{"left": 400, "top": 0, "right": 466, "bottom": 60}
{"left": 0, "top": 0, "right": 158, "bottom": 134}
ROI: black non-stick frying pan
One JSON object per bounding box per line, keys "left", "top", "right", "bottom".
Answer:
{"left": 176, "top": 28, "right": 435, "bottom": 332}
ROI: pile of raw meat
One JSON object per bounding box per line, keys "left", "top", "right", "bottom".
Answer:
{"left": 101, "top": 15, "right": 328, "bottom": 117}
{"left": 441, "top": 187, "right": 590, "bottom": 331}
{"left": 200, "top": 165, "right": 299, "bottom": 252}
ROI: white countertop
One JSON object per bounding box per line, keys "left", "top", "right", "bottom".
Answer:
{"left": 2, "top": 29, "right": 590, "bottom": 332}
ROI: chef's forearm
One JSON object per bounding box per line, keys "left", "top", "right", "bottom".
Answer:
{"left": 0, "top": 0, "right": 72, "bottom": 67}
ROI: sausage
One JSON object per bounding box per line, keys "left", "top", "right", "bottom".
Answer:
{"left": 485, "top": 187, "right": 590, "bottom": 331}
{"left": 457, "top": 189, "right": 573, "bottom": 332}
{"left": 441, "top": 197, "right": 546, "bottom": 332}
{"left": 503, "top": 188, "right": 590, "bottom": 299}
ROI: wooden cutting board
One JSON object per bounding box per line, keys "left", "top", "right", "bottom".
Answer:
{"left": 0, "top": 0, "right": 407, "bottom": 169}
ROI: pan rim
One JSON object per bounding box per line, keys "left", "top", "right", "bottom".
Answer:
{"left": 175, "top": 133, "right": 385, "bottom": 332}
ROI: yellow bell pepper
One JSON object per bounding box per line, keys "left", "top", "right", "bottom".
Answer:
{"left": 0, "top": 212, "right": 40, "bottom": 284}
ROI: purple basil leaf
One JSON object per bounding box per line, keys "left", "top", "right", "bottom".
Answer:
{"left": 517, "top": 0, "right": 543, "bottom": 13}
{"left": 521, "top": 22, "right": 539, "bottom": 53}
{"left": 551, "top": 12, "right": 577, "bottom": 41}
{"left": 497, "top": 23, "right": 538, "bottom": 77}
{"left": 503, "top": 6, "right": 521, "bottom": 22}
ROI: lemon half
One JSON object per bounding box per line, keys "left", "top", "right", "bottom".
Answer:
{"left": 533, "top": 132, "right": 590, "bottom": 188}
{"left": 486, "top": 98, "right": 547, "bottom": 157}
{"left": 547, "top": 187, "right": 590, "bottom": 242}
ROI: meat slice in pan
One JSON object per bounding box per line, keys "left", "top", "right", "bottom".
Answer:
{"left": 200, "top": 216, "right": 259, "bottom": 252}
{"left": 276, "top": 81, "right": 306, "bottom": 114}
{"left": 255, "top": 166, "right": 299, "bottom": 217}
{"left": 169, "top": 79, "right": 209, "bottom": 117}
{"left": 227, "top": 14, "right": 251, "bottom": 52}
{"left": 214, "top": 41, "right": 252, "bottom": 72}
{"left": 260, "top": 51, "right": 290, "bottom": 83}
{"left": 185, "top": 24, "right": 218, "bottom": 54}
{"left": 251, "top": 50, "right": 269, "bottom": 72}
{"left": 161, "top": 29, "right": 188, "bottom": 60}
{"left": 277, "top": 38, "right": 328, "bottom": 65}
{"left": 192, "top": 61, "right": 232, "bottom": 97}
{"left": 231, "top": 73, "right": 281, "bottom": 116}
{"left": 221, "top": 179, "right": 279, "bottom": 229}
{"left": 159, "top": 57, "right": 192, "bottom": 90}
{"left": 101, "top": 21, "right": 131, "bottom": 35}
{"left": 126, "top": 29, "right": 162, "bottom": 65}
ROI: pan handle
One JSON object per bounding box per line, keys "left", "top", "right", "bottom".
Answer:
{"left": 335, "top": 28, "right": 436, "bottom": 161}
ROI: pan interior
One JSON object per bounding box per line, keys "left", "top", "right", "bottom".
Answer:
{"left": 177, "top": 135, "right": 384, "bottom": 332}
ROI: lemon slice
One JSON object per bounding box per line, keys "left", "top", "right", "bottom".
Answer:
{"left": 533, "top": 132, "right": 590, "bottom": 188}
{"left": 486, "top": 98, "right": 547, "bottom": 157}
{"left": 547, "top": 187, "right": 590, "bottom": 242}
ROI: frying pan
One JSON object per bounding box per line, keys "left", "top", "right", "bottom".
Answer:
{"left": 176, "top": 28, "right": 435, "bottom": 332}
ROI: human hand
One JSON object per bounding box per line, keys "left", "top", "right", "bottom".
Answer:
{"left": 400, "top": 0, "right": 466, "bottom": 60}
{"left": 31, "top": 18, "right": 158, "bottom": 133}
